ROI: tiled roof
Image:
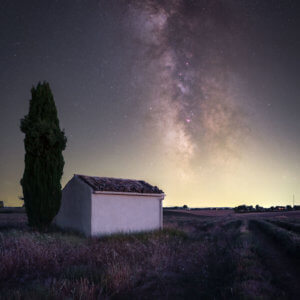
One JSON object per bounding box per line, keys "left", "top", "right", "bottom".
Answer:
{"left": 76, "top": 174, "right": 163, "bottom": 194}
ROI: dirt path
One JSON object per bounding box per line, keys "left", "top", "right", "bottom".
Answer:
{"left": 249, "top": 220, "right": 300, "bottom": 299}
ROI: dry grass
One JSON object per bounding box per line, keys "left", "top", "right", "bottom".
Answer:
{"left": 0, "top": 211, "right": 299, "bottom": 299}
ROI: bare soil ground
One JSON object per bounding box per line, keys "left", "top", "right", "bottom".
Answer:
{"left": 0, "top": 210, "right": 299, "bottom": 299}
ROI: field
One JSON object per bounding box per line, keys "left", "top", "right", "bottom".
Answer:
{"left": 0, "top": 210, "right": 299, "bottom": 299}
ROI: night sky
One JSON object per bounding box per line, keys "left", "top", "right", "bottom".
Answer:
{"left": 1, "top": 0, "right": 300, "bottom": 207}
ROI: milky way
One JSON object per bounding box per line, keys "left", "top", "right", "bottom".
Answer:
{"left": 122, "top": 0, "right": 249, "bottom": 177}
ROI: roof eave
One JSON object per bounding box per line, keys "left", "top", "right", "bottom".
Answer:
{"left": 92, "top": 190, "right": 165, "bottom": 197}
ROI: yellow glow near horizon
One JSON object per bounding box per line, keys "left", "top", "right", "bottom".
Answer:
{"left": 3, "top": 104, "right": 299, "bottom": 209}
{"left": 6, "top": 140, "right": 298, "bottom": 210}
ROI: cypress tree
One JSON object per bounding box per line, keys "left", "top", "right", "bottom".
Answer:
{"left": 20, "top": 82, "right": 67, "bottom": 228}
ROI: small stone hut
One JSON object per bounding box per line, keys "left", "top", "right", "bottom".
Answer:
{"left": 54, "top": 174, "right": 164, "bottom": 236}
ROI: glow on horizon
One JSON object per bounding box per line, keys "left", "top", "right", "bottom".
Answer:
{"left": 5, "top": 127, "right": 299, "bottom": 209}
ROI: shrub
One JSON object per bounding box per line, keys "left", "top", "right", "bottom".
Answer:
{"left": 249, "top": 220, "right": 300, "bottom": 258}
{"left": 267, "top": 219, "right": 300, "bottom": 234}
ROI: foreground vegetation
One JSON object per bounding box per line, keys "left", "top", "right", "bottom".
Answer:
{"left": 249, "top": 219, "right": 300, "bottom": 258}
{"left": 0, "top": 211, "right": 299, "bottom": 299}
{"left": 267, "top": 219, "right": 300, "bottom": 234}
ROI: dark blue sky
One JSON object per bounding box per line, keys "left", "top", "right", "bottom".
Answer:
{"left": 1, "top": 0, "right": 300, "bottom": 207}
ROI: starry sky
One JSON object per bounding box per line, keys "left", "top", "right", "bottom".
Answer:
{"left": 1, "top": 0, "right": 300, "bottom": 208}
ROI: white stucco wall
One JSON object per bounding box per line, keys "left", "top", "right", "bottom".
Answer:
{"left": 91, "top": 192, "right": 164, "bottom": 236}
{"left": 54, "top": 176, "right": 92, "bottom": 236}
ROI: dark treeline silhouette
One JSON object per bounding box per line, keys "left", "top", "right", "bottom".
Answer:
{"left": 234, "top": 204, "right": 300, "bottom": 213}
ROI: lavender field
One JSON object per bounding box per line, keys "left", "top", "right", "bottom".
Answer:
{"left": 0, "top": 210, "right": 299, "bottom": 299}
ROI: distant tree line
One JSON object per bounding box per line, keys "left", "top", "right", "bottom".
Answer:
{"left": 234, "top": 204, "right": 300, "bottom": 213}
{"left": 164, "top": 205, "right": 190, "bottom": 210}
